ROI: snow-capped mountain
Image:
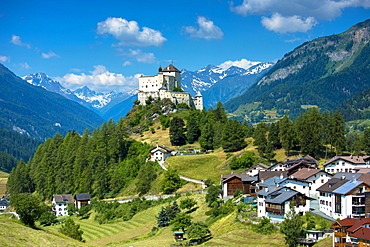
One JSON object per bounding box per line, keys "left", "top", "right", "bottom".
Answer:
{"left": 181, "top": 61, "right": 274, "bottom": 107}
{"left": 22, "top": 73, "right": 132, "bottom": 112}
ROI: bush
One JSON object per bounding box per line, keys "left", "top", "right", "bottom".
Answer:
{"left": 59, "top": 218, "right": 84, "bottom": 241}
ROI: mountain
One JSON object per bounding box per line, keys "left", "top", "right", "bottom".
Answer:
{"left": 225, "top": 19, "right": 370, "bottom": 123}
{"left": 181, "top": 62, "right": 273, "bottom": 108}
{"left": 23, "top": 73, "right": 136, "bottom": 119}
{"left": 0, "top": 63, "right": 104, "bottom": 140}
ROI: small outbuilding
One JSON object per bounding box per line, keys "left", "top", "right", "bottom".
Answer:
{"left": 74, "top": 193, "right": 91, "bottom": 209}
{"left": 173, "top": 231, "right": 184, "bottom": 241}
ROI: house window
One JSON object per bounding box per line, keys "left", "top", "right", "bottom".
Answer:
{"left": 321, "top": 179, "right": 324, "bottom": 183}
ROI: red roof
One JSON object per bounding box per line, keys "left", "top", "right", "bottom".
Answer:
{"left": 331, "top": 218, "right": 358, "bottom": 228}
{"left": 346, "top": 218, "right": 370, "bottom": 232}
{"left": 349, "top": 227, "right": 370, "bottom": 240}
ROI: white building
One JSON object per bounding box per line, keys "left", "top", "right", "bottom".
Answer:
{"left": 149, "top": 144, "right": 174, "bottom": 162}
{"left": 245, "top": 163, "right": 269, "bottom": 177}
{"left": 138, "top": 64, "right": 203, "bottom": 110}
{"left": 257, "top": 186, "right": 311, "bottom": 223}
{"left": 323, "top": 155, "right": 370, "bottom": 174}
{"left": 52, "top": 194, "right": 74, "bottom": 216}
{"left": 317, "top": 176, "right": 370, "bottom": 220}
{"left": 289, "top": 168, "right": 332, "bottom": 197}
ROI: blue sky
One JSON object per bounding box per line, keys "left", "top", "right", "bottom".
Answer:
{"left": 1, "top": 0, "right": 370, "bottom": 93}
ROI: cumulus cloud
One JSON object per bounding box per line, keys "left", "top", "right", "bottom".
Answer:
{"left": 10, "top": 35, "right": 31, "bottom": 48}
{"left": 41, "top": 51, "right": 60, "bottom": 59}
{"left": 218, "top": 58, "right": 261, "bottom": 70}
{"left": 97, "top": 17, "right": 167, "bottom": 47}
{"left": 55, "top": 65, "right": 139, "bottom": 93}
{"left": 261, "top": 13, "right": 318, "bottom": 33}
{"left": 0, "top": 55, "right": 9, "bottom": 62}
{"left": 123, "top": 49, "right": 156, "bottom": 63}
{"left": 183, "top": 16, "right": 224, "bottom": 40}
{"left": 230, "top": 0, "right": 370, "bottom": 33}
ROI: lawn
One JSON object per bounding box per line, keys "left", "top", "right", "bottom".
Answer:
{"left": 0, "top": 171, "right": 9, "bottom": 197}
{"left": 165, "top": 149, "right": 229, "bottom": 182}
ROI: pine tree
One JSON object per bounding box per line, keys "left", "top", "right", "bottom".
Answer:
{"left": 279, "top": 115, "right": 295, "bottom": 156}
{"left": 157, "top": 206, "right": 170, "bottom": 227}
{"left": 59, "top": 218, "right": 84, "bottom": 241}
{"left": 186, "top": 115, "right": 200, "bottom": 144}
{"left": 363, "top": 128, "right": 370, "bottom": 154}
{"left": 169, "top": 117, "right": 186, "bottom": 146}
{"left": 199, "top": 122, "right": 214, "bottom": 150}
{"left": 221, "top": 119, "right": 246, "bottom": 152}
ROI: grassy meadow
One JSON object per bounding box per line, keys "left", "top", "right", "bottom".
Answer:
{"left": 0, "top": 171, "right": 9, "bottom": 197}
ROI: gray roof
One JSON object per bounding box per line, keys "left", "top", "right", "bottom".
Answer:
{"left": 259, "top": 176, "right": 287, "bottom": 187}
{"left": 53, "top": 194, "right": 74, "bottom": 203}
{"left": 332, "top": 180, "right": 365, "bottom": 195}
{"left": 316, "top": 178, "right": 349, "bottom": 193}
{"left": 265, "top": 191, "right": 299, "bottom": 204}
{"left": 242, "top": 175, "right": 258, "bottom": 182}
{"left": 333, "top": 172, "right": 363, "bottom": 180}
{"left": 75, "top": 193, "right": 91, "bottom": 201}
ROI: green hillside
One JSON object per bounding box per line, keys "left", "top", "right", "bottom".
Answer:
{"left": 225, "top": 18, "right": 370, "bottom": 123}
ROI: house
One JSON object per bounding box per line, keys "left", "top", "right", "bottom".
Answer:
{"left": 173, "top": 231, "right": 184, "bottom": 241}
{"left": 220, "top": 173, "right": 258, "bottom": 197}
{"left": 245, "top": 163, "right": 269, "bottom": 177}
{"left": 256, "top": 186, "right": 311, "bottom": 223}
{"left": 138, "top": 64, "right": 203, "bottom": 110}
{"left": 52, "top": 194, "right": 74, "bottom": 216}
{"left": 331, "top": 217, "right": 370, "bottom": 247}
{"left": 74, "top": 193, "right": 91, "bottom": 209}
{"left": 297, "top": 229, "right": 333, "bottom": 246}
{"left": 289, "top": 168, "right": 332, "bottom": 197}
{"left": 0, "top": 200, "right": 8, "bottom": 210}
{"left": 149, "top": 144, "right": 174, "bottom": 162}
{"left": 269, "top": 157, "right": 318, "bottom": 175}
{"left": 323, "top": 155, "right": 370, "bottom": 174}
{"left": 317, "top": 176, "right": 370, "bottom": 220}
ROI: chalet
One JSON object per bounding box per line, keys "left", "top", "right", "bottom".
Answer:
{"left": 52, "top": 194, "right": 74, "bottom": 216}
{"left": 220, "top": 173, "right": 258, "bottom": 197}
{"left": 269, "top": 157, "right": 318, "bottom": 175}
{"left": 289, "top": 168, "right": 332, "bottom": 197}
{"left": 323, "top": 155, "right": 370, "bottom": 174}
{"left": 0, "top": 200, "right": 8, "bottom": 210}
{"left": 74, "top": 193, "right": 91, "bottom": 209}
{"left": 149, "top": 144, "right": 174, "bottom": 162}
{"left": 245, "top": 163, "right": 269, "bottom": 177}
{"left": 331, "top": 217, "right": 370, "bottom": 247}
{"left": 317, "top": 176, "right": 370, "bottom": 220}
{"left": 257, "top": 186, "right": 311, "bottom": 223}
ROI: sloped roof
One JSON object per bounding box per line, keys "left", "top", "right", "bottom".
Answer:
{"left": 323, "top": 155, "right": 369, "bottom": 167}
{"left": 289, "top": 168, "right": 324, "bottom": 180}
{"left": 246, "top": 163, "right": 269, "bottom": 171}
{"left": 221, "top": 173, "right": 250, "bottom": 183}
{"left": 53, "top": 194, "right": 74, "bottom": 203}
{"left": 331, "top": 218, "right": 358, "bottom": 228}
{"left": 265, "top": 191, "right": 299, "bottom": 204}
{"left": 349, "top": 227, "right": 370, "bottom": 240}
{"left": 75, "top": 193, "right": 91, "bottom": 201}
{"left": 332, "top": 180, "right": 364, "bottom": 195}
{"left": 333, "top": 172, "right": 363, "bottom": 180}
{"left": 347, "top": 218, "right": 370, "bottom": 232}
{"left": 259, "top": 176, "right": 287, "bottom": 187}
{"left": 151, "top": 145, "right": 173, "bottom": 154}
{"left": 162, "top": 64, "right": 181, "bottom": 73}
{"left": 358, "top": 173, "right": 370, "bottom": 185}
{"left": 316, "top": 178, "right": 349, "bottom": 193}
{"left": 259, "top": 170, "right": 288, "bottom": 182}
{"left": 242, "top": 175, "right": 258, "bottom": 182}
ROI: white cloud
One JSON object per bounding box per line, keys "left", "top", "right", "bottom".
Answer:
{"left": 230, "top": 0, "right": 369, "bottom": 19}
{"left": 41, "top": 51, "right": 60, "bottom": 59}
{"left": 55, "top": 65, "right": 139, "bottom": 93}
{"left": 19, "top": 62, "right": 31, "bottom": 69}
{"left": 183, "top": 16, "right": 224, "bottom": 40}
{"left": 261, "top": 13, "right": 318, "bottom": 33}
{"left": 97, "top": 17, "right": 167, "bottom": 47}
{"left": 0, "top": 55, "right": 9, "bottom": 62}
{"left": 218, "top": 58, "right": 260, "bottom": 70}
{"left": 122, "top": 61, "right": 132, "bottom": 66}
{"left": 230, "top": 0, "right": 370, "bottom": 33}
{"left": 124, "top": 49, "right": 155, "bottom": 63}
{"left": 10, "top": 35, "right": 31, "bottom": 48}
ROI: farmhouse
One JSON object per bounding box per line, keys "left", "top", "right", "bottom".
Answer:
{"left": 138, "top": 64, "right": 203, "bottom": 110}
{"left": 74, "top": 193, "right": 91, "bottom": 209}
{"left": 149, "top": 144, "right": 174, "bottom": 162}
{"left": 52, "top": 194, "right": 74, "bottom": 216}
{"left": 221, "top": 173, "right": 258, "bottom": 197}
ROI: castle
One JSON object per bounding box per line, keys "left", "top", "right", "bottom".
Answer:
{"left": 138, "top": 64, "right": 203, "bottom": 110}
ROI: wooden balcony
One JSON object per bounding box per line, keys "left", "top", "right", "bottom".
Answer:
{"left": 266, "top": 207, "right": 284, "bottom": 215}
{"left": 334, "top": 232, "right": 346, "bottom": 238}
